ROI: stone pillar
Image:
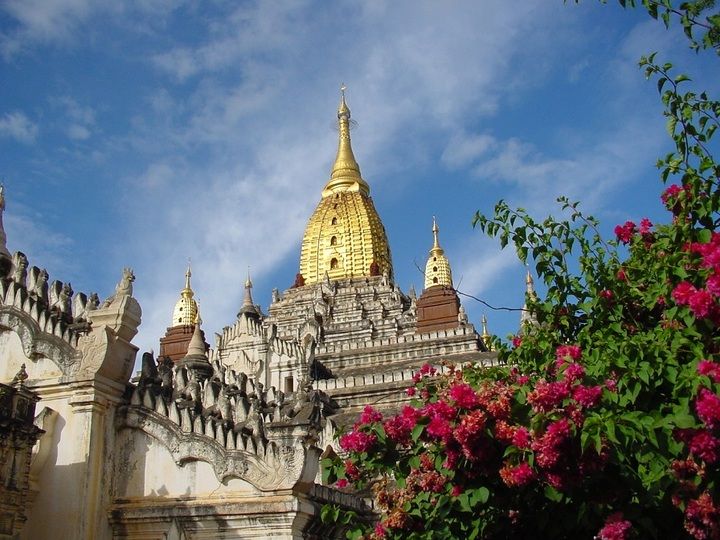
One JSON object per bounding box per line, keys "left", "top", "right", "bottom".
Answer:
{"left": 0, "top": 373, "right": 42, "bottom": 539}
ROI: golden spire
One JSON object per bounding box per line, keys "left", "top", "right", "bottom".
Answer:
{"left": 171, "top": 261, "right": 199, "bottom": 327}
{"left": 424, "top": 217, "right": 453, "bottom": 289}
{"left": 298, "top": 87, "right": 393, "bottom": 284}
{"left": 322, "top": 84, "right": 370, "bottom": 198}
{"left": 481, "top": 315, "right": 493, "bottom": 351}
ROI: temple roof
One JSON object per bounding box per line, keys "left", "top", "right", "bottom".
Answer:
{"left": 298, "top": 87, "right": 393, "bottom": 285}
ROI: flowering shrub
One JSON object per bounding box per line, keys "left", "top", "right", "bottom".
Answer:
{"left": 322, "top": 5, "right": 720, "bottom": 540}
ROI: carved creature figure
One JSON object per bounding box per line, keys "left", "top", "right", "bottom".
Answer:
{"left": 157, "top": 357, "right": 174, "bottom": 398}
{"left": 11, "top": 251, "right": 28, "bottom": 286}
{"left": 138, "top": 351, "right": 159, "bottom": 390}
{"left": 28, "top": 267, "right": 49, "bottom": 306}
{"left": 101, "top": 268, "right": 135, "bottom": 308}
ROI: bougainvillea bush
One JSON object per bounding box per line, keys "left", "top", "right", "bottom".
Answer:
{"left": 323, "top": 5, "right": 720, "bottom": 540}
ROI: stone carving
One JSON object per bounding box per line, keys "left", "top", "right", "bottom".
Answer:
{"left": 458, "top": 305, "right": 468, "bottom": 324}
{"left": 72, "top": 292, "right": 99, "bottom": 323}
{"left": 27, "top": 267, "right": 49, "bottom": 307}
{"left": 12, "top": 252, "right": 28, "bottom": 286}
{"left": 101, "top": 268, "right": 135, "bottom": 308}
{"left": 122, "top": 356, "right": 331, "bottom": 491}
{"left": 49, "top": 280, "right": 73, "bottom": 320}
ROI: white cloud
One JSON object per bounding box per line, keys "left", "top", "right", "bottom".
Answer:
{"left": 442, "top": 133, "right": 497, "bottom": 169}
{"left": 0, "top": 112, "right": 38, "bottom": 143}
{"left": 67, "top": 124, "right": 90, "bottom": 140}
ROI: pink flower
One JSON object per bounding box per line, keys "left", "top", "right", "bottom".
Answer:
{"left": 698, "top": 360, "right": 720, "bottom": 383}
{"left": 672, "top": 281, "right": 697, "bottom": 305}
{"left": 600, "top": 289, "right": 614, "bottom": 301}
{"left": 639, "top": 217, "right": 653, "bottom": 235}
{"left": 344, "top": 460, "right": 360, "bottom": 480}
{"left": 605, "top": 377, "right": 618, "bottom": 392}
{"left": 335, "top": 478, "right": 349, "bottom": 489}
{"left": 358, "top": 405, "right": 383, "bottom": 425}
{"left": 563, "top": 362, "right": 585, "bottom": 383}
{"left": 448, "top": 383, "right": 479, "bottom": 409}
{"left": 661, "top": 183, "right": 683, "bottom": 205}
{"left": 616, "top": 268, "right": 627, "bottom": 281}
{"left": 384, "top": 406, "right": 420, "bottom": 445}
{"left": 685, "top": 492, "right": 720, "bottom": 540}
{"left": 339, "top": 430, "right": 377, "bottom": 453}
{"left": 427, "top": 415, "right": 453, "bottom": 441}
{"left": 512, "top": 335, "right": 522, "bottom": 348}
{"left": 688, "top": 289, "right": 714, "bottom": 318}
{"left": 406, "top": 386, "right": 416, "bottom": 397}
{"left": 532, "top": 418, "right": 571, "bottom": 469}
{"left": 555, "top": 344, "right": 582, "bottom": 364}
{"left": 707, "top": 274, "right": 720, "bottom": 296}
{"left": 696, "top": 388, "right": 720, "bottom": 429}
{"left": 689, "top": 430, "right": 720, "bottom": 463}
{"left": 614, "top": 221, "right": 636, "bottom": 244}
{"left": 450, "top": 485, "right": 463, "bottom": 497}
{"left": 528, "top": 380, "right": 569, "bottom": 412}
{"left": 512, "top": 427, "right": 531, "bottom": 448}
{"left": 374, "top": 522, "right": 387, "bottom": 538}
{"left": 597, "top": 512, "right": 632, "bottom": 540}
{"left": 500, "top": 461, "right": 535, "bottom": 487}
{"left": 572, "top": 384, "right": 603, "bottom": 408}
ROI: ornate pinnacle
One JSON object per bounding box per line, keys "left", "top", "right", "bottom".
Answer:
{"left": 323, "top": 85, "right": 369, "bottom": 197}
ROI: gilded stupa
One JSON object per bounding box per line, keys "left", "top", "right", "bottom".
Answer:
{"left": 298, "top": 86, "right": 392, "bottom": 284}
{"left": 159, "top": 263, "right": 207, "bottom": 363}
{"left": 172, "top": 264, "right": 198, "bottom": 326}
{"left": 424, "top": 217, "right": 453, "bottom": 289}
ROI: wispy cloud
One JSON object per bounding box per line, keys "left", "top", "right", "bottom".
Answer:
{"left": 0, "top": 111, "right": 38, "bottom": 143}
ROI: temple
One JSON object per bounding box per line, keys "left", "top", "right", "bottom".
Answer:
{"left": 0, "top": 91, "right": 502, "bottom": 539}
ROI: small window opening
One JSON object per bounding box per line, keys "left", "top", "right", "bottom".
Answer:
{"left": 330, "top": 236, "right": 337, "bottom": 246}
{"left": 433, "top": 277, "right": 438, "bottom": 284}
{"left": 284, "top": 376, "right": 294, "bottom": 394}
{"left": 331, "top": 217, "right": 338, "bottom": 225}
{"left": 433, "top": 266, "right": 438, "bottom": 272}
{"left": 330, "top": 258, "right": 339, "bottom": 269}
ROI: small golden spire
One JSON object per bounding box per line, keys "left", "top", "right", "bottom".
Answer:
{"left": 481, "top": 315, "right": 492, "bottom": 351}
{"left": 424, "top": 216, "right": 453, "bottom": 289}
{"left": 322, "top": 84, "right": 370, "bottom": 198}
{"left": 431, "top": 216, "right": 442, "bottom": 253}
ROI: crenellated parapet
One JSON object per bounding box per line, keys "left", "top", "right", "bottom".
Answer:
{"left": 119, "top": 352, "right": 336, "bottom": 492}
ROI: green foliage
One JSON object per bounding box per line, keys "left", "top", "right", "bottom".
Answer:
{"left": 321, "top": 4, "right": 720, "bottom": 540}
{"left": 571, "top": 0, "right": 720, "bottom": 53}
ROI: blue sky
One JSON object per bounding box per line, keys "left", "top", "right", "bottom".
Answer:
{"left": 0, "top": 1, "right": 716, "bottom": 356}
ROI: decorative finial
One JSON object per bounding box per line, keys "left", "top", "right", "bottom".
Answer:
{"left": 11, "top": 363, "right": 28, "bottom": 386}
{"left": 237, "top": 267, "right": 260, "bottom": 319}
{"left": 185, "top": 259, "right": 192, "bottom": 290}
{"left": 525, "top": 268, "right": 536, "bottom": 296}
{"left": 432, "top": 216, "right": 440, "bottom": 250}
{"left": 481, "top": 315, "right": 492, "bottom": 350}
{"left": 323, "top": 84, "right": 368, "bottom": 197}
